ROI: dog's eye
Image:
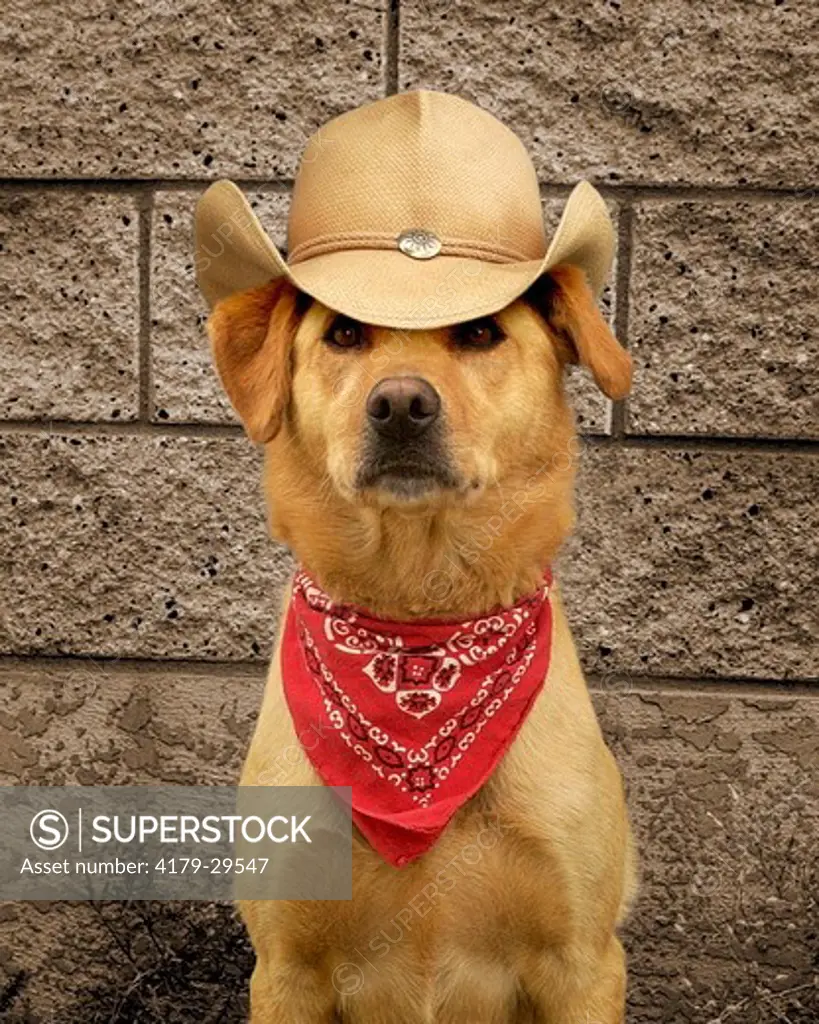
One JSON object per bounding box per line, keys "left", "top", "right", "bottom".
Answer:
{"left": 454, "top": 318, "right": 505, "bottom": 350}
{"left": 324, "top": 316, "right": 364, "bottom": 350}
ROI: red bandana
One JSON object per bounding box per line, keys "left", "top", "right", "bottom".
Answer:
{"left": 280, "top": 569, "right": 553, "bottom": 868}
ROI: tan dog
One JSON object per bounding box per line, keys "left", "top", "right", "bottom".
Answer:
{"left": 208, "top": 262, "right": 637, "bottom": 1024}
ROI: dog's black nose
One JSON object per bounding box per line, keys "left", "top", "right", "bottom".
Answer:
{"left": 366, "top": 376, "right": 441, "bottom": 441}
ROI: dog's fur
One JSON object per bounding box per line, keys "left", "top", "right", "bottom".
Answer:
{"left": 208, "top": 264, "right": 637, "bottom": 1023}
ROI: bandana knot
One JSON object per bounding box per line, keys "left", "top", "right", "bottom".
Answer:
{"left": 281, "top": 569, "right": 554, "bottom": 867}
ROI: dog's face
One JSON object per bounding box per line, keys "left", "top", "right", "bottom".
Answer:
{"left": 289, "top": 299, "right": 562, "bottom": 507}
{"left": 207, "top": 264, "right": 631, "bottom": 610}
{"left": 209, "top": 264, "right": 631, "bottom": 509}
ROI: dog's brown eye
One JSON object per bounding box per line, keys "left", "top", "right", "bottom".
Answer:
{"left": 454, "top": 318, "right": 505, "bottom": 350}
{"left": 325, "top": 316, "right": 364, "bottom": 350}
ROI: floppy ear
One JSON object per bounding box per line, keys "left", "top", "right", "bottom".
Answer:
{"left": 526, "top": 263, "right": 632, "bottom": 400}
{"left": 207, "top": 278, "right": 306, "bottom": 442}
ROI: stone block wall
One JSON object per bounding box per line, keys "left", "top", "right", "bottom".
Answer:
{"left": 1, "top": 2, "right": 817, "bottom": 1021}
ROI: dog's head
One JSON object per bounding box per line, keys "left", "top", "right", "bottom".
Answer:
{"left": 208, "top": 265, "right": 630, "bottom": 609}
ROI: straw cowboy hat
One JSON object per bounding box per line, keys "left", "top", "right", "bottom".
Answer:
{"left": 195, "top": 90, "right": 614, "bottom": 329}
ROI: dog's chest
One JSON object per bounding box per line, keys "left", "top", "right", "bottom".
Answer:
{"left": 322, "top": 801, "right": 569, "bottom": 1021}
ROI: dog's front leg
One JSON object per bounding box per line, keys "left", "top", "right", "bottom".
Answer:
{"left": 524, "top": 936, "right": 627, "bottom": 1024}
{"left": 248, "top": 959, "right": 338, "bottom": 1024}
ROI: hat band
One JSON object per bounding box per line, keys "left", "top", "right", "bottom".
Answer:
{"left": 288, "top": 231, "right": 537, "bottom": 266}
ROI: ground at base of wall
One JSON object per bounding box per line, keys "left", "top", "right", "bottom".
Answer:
{"left": 0, "top": 902, "right": 252, "bottom": 1024}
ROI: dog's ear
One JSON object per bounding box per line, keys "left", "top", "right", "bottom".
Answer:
{"left": 526, "top": 263, "right": 632, "bottom": 400}
{"left": 207, "top": 278, "right": 306, "bottom": 442}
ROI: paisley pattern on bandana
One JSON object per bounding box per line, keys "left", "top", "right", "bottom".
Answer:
{"left": 280, "top": 569, "right": 553, "bottom": 867}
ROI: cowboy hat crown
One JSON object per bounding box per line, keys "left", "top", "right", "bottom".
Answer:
{"left": 195, "top": 90, "right": 614, "bottom": 329}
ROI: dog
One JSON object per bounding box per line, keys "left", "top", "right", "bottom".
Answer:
{"left": 205, "top": 260, "right": 637, "bottom": 1023}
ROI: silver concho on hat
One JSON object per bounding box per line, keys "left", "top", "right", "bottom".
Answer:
{"left": 397, "top": 229, "right": 442, "bottom": 260}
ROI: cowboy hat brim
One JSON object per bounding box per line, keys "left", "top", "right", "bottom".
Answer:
{"left": 195, "top": 179, "right": 614, "bottom": 330}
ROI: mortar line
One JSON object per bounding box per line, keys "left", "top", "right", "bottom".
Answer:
{"left": 583, "top": 433, "right": 819, "bottom": 454}
{"left": 587, "top": 674, "right": 819, "bottom": 700}
{"left": 0, "top": 420, "right": 246, "bottom": 438}
{"left": 1, "top": 654, "right": 816, "bottom": 697}
{"left": 0, "top": 178, "right": 295, "bottom": 193}
{"left": 385, "top": 0, "right": 400, "bottom": 95}
{"left": 0, "top": 419, "right": 816, "bottom": 452}
{"left": 610, "top": 201, "right": 634, "bottom": 439}
{"left": 0, "top": 654, "right": 268, "bottom": 679}
{"left": 596, "top": 182, "right": 819, "bottom": 203}
{"left": 2, "top": 178, "right": 816, "bottom": 200}
{"left": 539, "top": 183, "right": 819, "bottom": 202}
{"left": 137, "top": 189, "right": 154, "bottom": 422}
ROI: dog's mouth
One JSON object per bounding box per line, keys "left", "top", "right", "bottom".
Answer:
{"left": 355, "top": 446, "right": 462, "bottom": 503}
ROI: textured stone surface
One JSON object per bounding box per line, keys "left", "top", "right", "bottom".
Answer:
{"left": 150, "top": 192, "right": 613, "bottom": 431}
{"left": 565, "top": 364, "right": 609, "bottom": 435}
{"left": 600, "top": 687, "right": 819, "bottom": 1022}
{"left": 560, "top": 445, "right": 819, "bottom": 680}
{"left": 400, "top": 0, "right": 819, "bottom": 187}
{"left": 1, "top": 678, "right": 816, "bottom": 1022}
{"left": 151, "top": 189, "right": 288, "bottom": 423}
{"left": 0, "top": 191, "right": 140, "bottom": 421}
{"left": 628, "top": 199, "right": 819, "bottom": 438}
{"left": 0, "top": 660, "right": 263, "bottom": 786}
{"left": 1, "top": 0, "right": 385, "bottom": 178}
{"left": 0, "top": 660, "right": 262, "bottom": 1021}
{"left": 0, "top": 432, "right": 290, "bottom": 660}
{"left": 2, "top": 433, "right": 816, "bottom": 680}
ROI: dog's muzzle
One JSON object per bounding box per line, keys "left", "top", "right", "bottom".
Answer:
{"left": 356, "top": 376, "right": 459, "bottom": 498}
